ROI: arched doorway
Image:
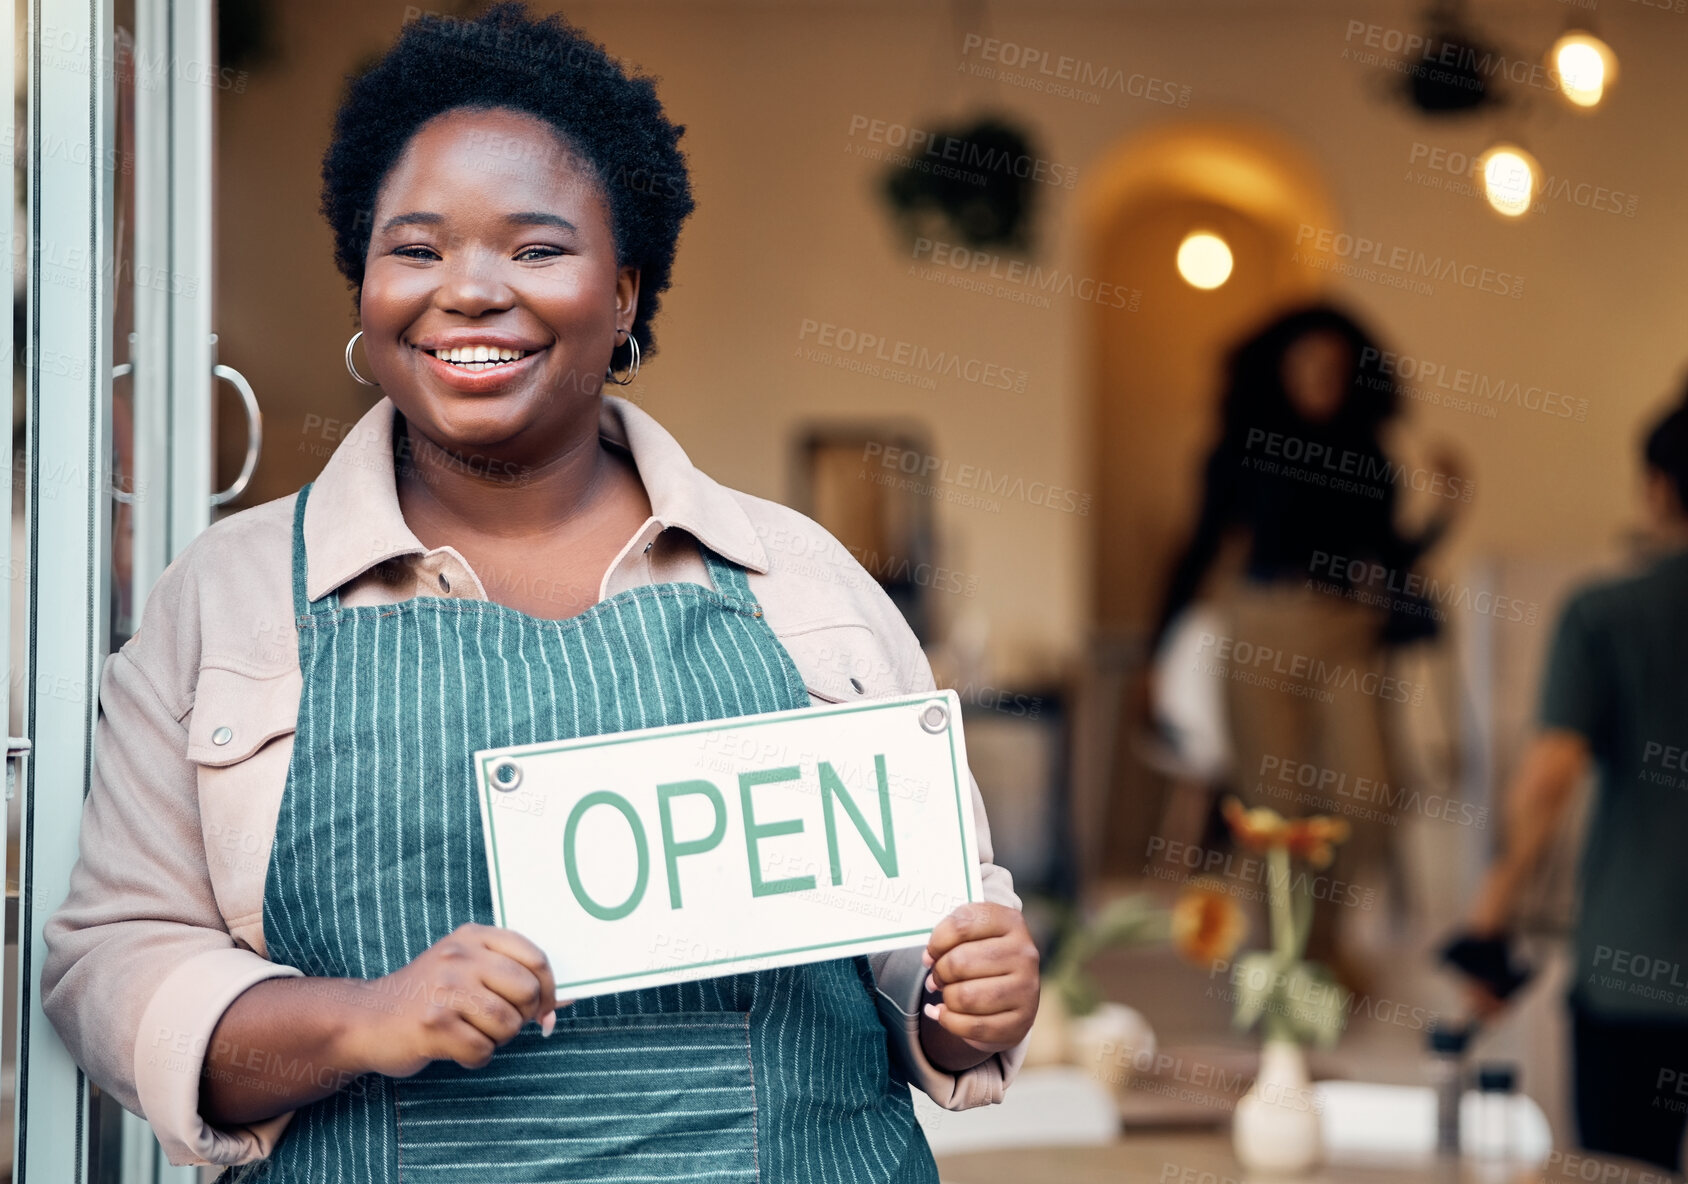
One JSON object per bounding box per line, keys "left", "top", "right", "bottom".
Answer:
{"left": 1075, "top": 122, "right": 1339, "bottom": 876}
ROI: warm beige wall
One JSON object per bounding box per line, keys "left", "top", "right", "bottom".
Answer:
{"left": 216, "top": 0, "right": 1688, "bottom": 683}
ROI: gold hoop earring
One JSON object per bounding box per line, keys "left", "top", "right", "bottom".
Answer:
{"left": 606, "top": 331, "right": 641, "bottom": 386}
{"left": 345, "top": 330, "right": 379, "bottom": 387}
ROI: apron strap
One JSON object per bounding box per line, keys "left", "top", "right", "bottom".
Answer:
{"left": 291, "top": 482, "right": 340, "bottom": 618}
{"left": 698, "top": 542, "right": 758, "bottom": 607}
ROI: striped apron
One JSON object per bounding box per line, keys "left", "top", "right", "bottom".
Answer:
{"left": 233, "top": 482, "right": 939, "bottom": 1183}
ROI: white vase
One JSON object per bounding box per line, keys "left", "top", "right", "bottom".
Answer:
{"left": 1064, "top": 1002, "right": 1156, "bottom": 1097}
{"left": 1233, "top": 1039, "right": 1322, "bottom": 1176}
{"left": 1022, "top": 983, "right": 1072, "bottom": 1068}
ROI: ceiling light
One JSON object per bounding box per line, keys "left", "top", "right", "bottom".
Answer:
{"left": 1478, "top": 144, "right": 1539, "bottom": 218}
{"left": 1177, "top": 232, "right": 1233, "bottom": 290}
{"left": 1550, "top": 31, "right": 1616, "bottom": 108}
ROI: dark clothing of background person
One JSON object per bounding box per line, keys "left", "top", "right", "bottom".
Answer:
{"left": 1150, "top": 410, "right": 1449, "bottom": 651}
{"left": 1572, "top": 1004, "right": 1688, "bottom": 1172}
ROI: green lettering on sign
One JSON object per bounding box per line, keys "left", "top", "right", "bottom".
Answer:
{"left": 656, "top": 779, "right": 727, "bottom": 909}
{"left": 819, "top": 755, "right": 899, "bottom": 886}
{"left": 739, "top": 766, "right": 817, "bottom": 897}
{"left": 563, "top": 790, "right": 649, "bottom": 921}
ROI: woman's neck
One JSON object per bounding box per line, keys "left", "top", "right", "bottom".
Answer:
{"left": 392, "top": 411, "right": 619, "bottom": 545}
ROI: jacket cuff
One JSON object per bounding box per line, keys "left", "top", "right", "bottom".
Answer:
{"left": 870, "top": 945, "right": 1030, "bottom": 1110}
{"left": 132, "top": 946, "right": 304, "bottom": 1166}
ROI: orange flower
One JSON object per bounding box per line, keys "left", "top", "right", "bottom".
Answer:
{"left": 1284, "top": 816, "right": 1351, "bottom": 868}
{"left": 1222, "top": 796, "right": 1290, "bottom": 852}
{"left": 1222, "top": 797, "right": 1352, "bottom": 867}
{"left": 1171, "top": 881, "right": 1248, "bottom": 965}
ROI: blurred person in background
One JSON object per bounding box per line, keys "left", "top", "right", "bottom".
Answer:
{"left": 1450, "top": 397, "right": 1688, "bottom": 1173}
{"left": 1149, "top": 304, "right": 1467, "bottom": 990}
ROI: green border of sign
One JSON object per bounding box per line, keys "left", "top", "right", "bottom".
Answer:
{"left": 479, "top": 693, "right": 975, "bottom": 992}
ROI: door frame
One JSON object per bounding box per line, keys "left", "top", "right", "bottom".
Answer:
{"left": 12, "top": 0, "right": 219, "bottom": 1179}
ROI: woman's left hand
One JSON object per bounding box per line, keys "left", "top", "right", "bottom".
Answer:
{"left": 1426, "top": 440, "right": 1474, "bottom": 518}
{"left": 920, "top": 902, "right": 1040, "bottom": 1069}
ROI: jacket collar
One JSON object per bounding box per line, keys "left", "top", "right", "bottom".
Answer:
{"left": 302, "top": 395, "right": 770, "bottom": 603}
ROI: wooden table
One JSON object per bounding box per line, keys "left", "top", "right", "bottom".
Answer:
{"left": 937, "top": 1131, "right": 1675, "bottom": 1184}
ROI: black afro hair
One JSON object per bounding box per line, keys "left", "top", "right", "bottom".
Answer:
{"left": 1646, "top": 397, "right": 1688, "bottom": 516}
{"left": 320, "top": 2, "right": 695, "bottom": 368}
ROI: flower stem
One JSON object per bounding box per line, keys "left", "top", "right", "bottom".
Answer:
{"left": 1268, "top": 846, "right": 1295, "bottom": 965}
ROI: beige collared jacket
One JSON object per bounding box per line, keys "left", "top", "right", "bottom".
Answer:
{"left": 41, "top": 395, "right": 1029, "bottom": 1167}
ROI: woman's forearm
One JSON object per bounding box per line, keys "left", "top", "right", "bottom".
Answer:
{"left": 1469, "top": 730, "right": 1589, "bottom": 934}
{"left": 199, "top": 975, "right": 387, "bottom": 1127}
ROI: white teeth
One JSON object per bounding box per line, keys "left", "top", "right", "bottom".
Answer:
{"left": 428, "top": 346, "right": 530, "bottom": 368}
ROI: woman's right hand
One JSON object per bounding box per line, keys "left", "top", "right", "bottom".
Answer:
{"left": 351, "top": 923, "right": 564, "bottom": 1079}
{"left": 201, "top": 924, "right": 567, "bottom": 1127}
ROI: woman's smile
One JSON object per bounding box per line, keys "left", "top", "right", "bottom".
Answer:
{"left": 408, "top": 328, "right": 554, "bottom": 394}
{"left": 414, "top": 344, "right": 544, "bottom": 393}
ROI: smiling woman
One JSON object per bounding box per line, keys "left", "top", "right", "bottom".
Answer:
{"left": 355, "top": 102, "right": 658, "bottom": 622}
{"left": 38, "top": 4, "right": 1038, "bottom": 1182}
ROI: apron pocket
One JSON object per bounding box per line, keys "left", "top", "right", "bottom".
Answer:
{"left": 395, "top": 1010, "right": 760, "bottom": 1183}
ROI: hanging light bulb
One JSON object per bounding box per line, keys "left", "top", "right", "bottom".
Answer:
{"left": 1478, "top": 144, "right": 1539, "bottom": 218}
{"left": 1549, "top": 31, "right": 1616, "bottom": 108}
{"left": 1177, "top": 231, "right": 1233, "bottom": 290}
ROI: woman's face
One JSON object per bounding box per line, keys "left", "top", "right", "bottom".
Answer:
{"left": 1280, "top": 329, "right": 1354, "bottom": 424}
{"left": 360, "top": 106, "right": 639, "bottom": 462}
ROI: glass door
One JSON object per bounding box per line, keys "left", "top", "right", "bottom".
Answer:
{"left": 7, "top": 0, "right": 254, "bottom": 1179}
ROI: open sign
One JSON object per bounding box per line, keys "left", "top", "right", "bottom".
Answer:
{"left": 476, "top": 690, "right": 981, "bottom": 999}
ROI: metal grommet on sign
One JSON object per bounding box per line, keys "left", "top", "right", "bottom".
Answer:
{"left": 211, "top": 726, "right": 233, "bottom": 746}
{"left": 919, "top": 701, "right": 949, "bottom": 734}
{"left": 849, "top": 677, "right": 865, "bottom": 694}
{"left": 491, "top": 759, "right": 522, "bottom": 792}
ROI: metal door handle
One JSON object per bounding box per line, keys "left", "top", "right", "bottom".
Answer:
{"left": 7, "top": 736, "right": 31, "bottom": 803}
{"left": 211, "top": 362, "right": 262, "bottom": 507}
{"left": 112, "top": 342, "right": 139, "bottom": 504}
